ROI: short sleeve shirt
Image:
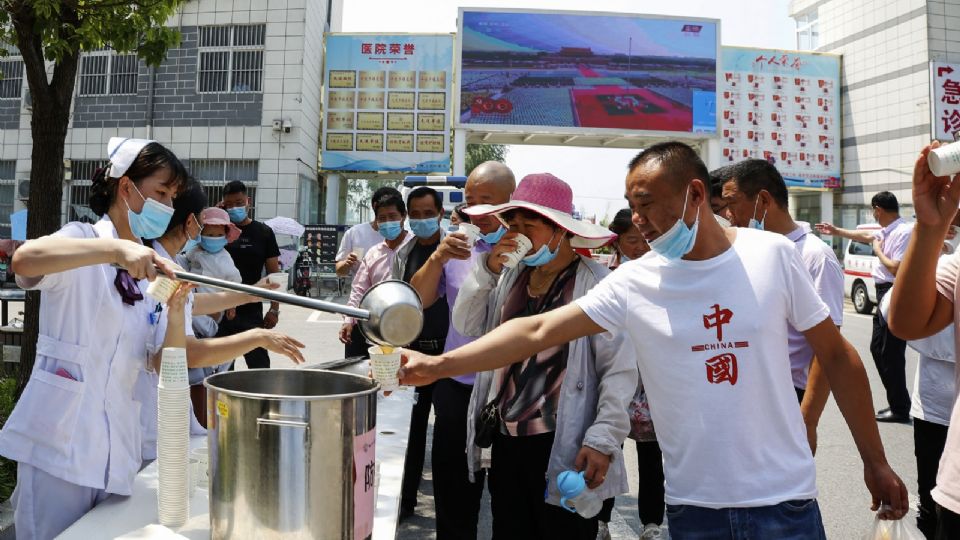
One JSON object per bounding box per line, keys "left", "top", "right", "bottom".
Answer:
{"left": 931, "top": 251, "right": 960, "bottom": 513}
{"left": 873, "top": 218, "right": 914, "bottom": 284}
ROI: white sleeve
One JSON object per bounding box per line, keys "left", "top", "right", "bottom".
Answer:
{"left": 784, "top": 246, "right": 831, "bottom": 332}
{"left": 17, "top": 222, "right": 93, "bottom": 292}
{"left": 574, "top": 270, "right": 627, "bottom": 334}
{"left": 336, "top": 227, "right": 354, "bottom": 262}
{"left": 809, "top": 247, "right": 844, "bottom": 327}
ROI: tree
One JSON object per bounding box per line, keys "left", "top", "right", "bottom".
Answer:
{"left": 465, "top": 143, "right": 507, "bottom": 176}
{"left": 346, "top": 178, "right": 400, "bottom": 222}
{"left": 1, "top": 0, "right": 184, "bottom": 394}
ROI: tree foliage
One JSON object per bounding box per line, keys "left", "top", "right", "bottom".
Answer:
{"left": 465, "top": 143, "right": 507, "bottom": 176}
{"left": 1, "top": 0, "right": 186, "bottom": 395}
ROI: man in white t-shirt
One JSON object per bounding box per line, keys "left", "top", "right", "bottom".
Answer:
{"left": 887, "top": 141, "right": 960, "bottom": 539}
{"left": 336, "top": 189, "right": 390, "bottom": 277}
{"left": 721, "top": 159, "right": 844, "bottom": 451}
{"left": 398, "top": 141, "right": 908, "bottom": 536}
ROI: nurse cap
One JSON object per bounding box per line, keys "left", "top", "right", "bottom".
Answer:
{"left": 107, "top": 137, "right": 155, "bottom": 178}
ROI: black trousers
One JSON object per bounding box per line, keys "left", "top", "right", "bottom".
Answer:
{"left": 936, "top": 503, "right": 960, "bottom": 540}
{"left": 399, "top": 341, "right": 443, "bottom": 512}
{"left": 217, "top": 311, "right": 270, "bottom": 369}
{"left": 489, "top": 431, "right": 598, "bottom": 540}
{"left": 916, "top": 419, "right": 950, "bottom": 539}
{"left": 432, "top": 378, "right": 486, "bottom": 539}
{"left": 636, "top": 440, "right": 665, "bottom": 526}
{"left": 344, "top": 324, "right": 368, "bottom": 359}
{"left": 871, "top": 283, "right": 910, "bottom": 415}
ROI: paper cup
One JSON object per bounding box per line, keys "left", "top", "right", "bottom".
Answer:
{"left": 368, "top": 345, "right": 400, "bottom": 391}
{"left": 146, "top": 277, "right": 180, "bottom": 303}
{"left": 351, "top": 247, "right": 365, "bottom": 258}
{"left": 458, "top": 223, "right": 481, "bottom": 248}
{"left": 929, "top": 141, "right": 960, "bottom": 177}
{"left": 501, "top": 234, "right": 533, "bottom": 269}
{"left": 159, "top": 348, "right": 189, "bottom": 389}
{"left": 268, "top": 272, "right": 288, "bottom": 288}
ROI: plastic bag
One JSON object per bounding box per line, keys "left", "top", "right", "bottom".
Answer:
{"left": 861, "top": 514, "right": 925, "bottom": 540}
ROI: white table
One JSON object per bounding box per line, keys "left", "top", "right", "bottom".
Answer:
{"left": 59, "top": 389, "right": 415, "bottom": 539}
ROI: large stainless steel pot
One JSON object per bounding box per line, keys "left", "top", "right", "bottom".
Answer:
{"left": 204, "top": 369, "right": 379, "bottom": 539}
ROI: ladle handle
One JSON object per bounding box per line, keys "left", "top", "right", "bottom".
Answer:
{"left": 169, "top": 268, "right": 370, "bottom": 320}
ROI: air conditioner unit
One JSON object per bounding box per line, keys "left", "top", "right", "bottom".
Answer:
{"left": 16, "top": 179, "right": 29, "bottom": 201}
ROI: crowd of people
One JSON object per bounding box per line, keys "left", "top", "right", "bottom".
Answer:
{"left": 6, "top": 133, "right": 960, "bottom": 540}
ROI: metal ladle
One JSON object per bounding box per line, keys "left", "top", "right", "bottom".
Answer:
{"left": 167, "top": 270, "right": 424, "bottom": 347}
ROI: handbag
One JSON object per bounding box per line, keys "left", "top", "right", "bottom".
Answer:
{"left": 474, "top": 365, "right": 516, "bottom": 448}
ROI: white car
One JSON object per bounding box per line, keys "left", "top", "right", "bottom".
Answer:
{"left": 843, "top": 223, "right": 881, "bottom": 314}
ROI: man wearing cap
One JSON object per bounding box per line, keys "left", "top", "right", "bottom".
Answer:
{"left": 407, "top": 161, "right": 514, "bottom": 538}
{"left": 218, "top": 180, "right": 281, "bottom": 369}
{"left": 399, "top": 142, "right": 909, "bottom": 537}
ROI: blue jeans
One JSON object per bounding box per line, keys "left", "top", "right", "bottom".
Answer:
{"left": 666, "top": 499, "right": 826, "bottom": 540}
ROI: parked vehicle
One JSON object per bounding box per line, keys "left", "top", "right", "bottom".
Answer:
{"left": 843, "top": 223, "right": 881, "bottom": 314}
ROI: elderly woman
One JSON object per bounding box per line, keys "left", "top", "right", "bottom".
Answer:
{"left": 451, "top": 173, "right": 637, "bottom": 539}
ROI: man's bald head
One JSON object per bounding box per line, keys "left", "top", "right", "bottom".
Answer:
{"left": 466, "top": 161, "right": 516, "bottom": 201}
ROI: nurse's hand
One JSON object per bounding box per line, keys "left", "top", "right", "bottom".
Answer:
{"left": 114, "top": 240, "right": 178, "bottom": 280}
{"left": 166, "top": 282, "right": 194, "bottom": 314}
{"left": 575, "top": 446, "right": 612, "bottom": 490}
{"left": 256, "top": 329, "right": 305, "bottom": 364}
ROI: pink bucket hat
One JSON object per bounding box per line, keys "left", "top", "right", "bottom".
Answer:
{"left": 464, "top": 173, "right": 615, "bottom": 249}
{"left": 200, "top": 207, "right": 241, "bottom": 243}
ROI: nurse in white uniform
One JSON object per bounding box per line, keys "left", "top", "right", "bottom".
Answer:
{"left": 0, "top": 138, "right": 189, "bottom": 539}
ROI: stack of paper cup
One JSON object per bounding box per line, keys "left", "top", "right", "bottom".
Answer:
{"left": 368, "top": 345, "right": 401, "bottom": 392}
{"left": 501, "top": 234, "right": 533, "bottom": 269}
{"left": 157, "top": 347, "right": 190, "bottom": 527}
{"left": 457, "top": 223, "right": 481, "bottom": 248}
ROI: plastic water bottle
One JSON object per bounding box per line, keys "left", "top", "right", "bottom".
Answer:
{"left": 557, "top": 470, "right": 603, "bottom": 518}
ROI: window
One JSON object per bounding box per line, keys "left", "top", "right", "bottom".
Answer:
{"left": 848, "top": 241, "right": 875, "bottom": 257}
{"left": 795, "top": 10, "right": 820, "bottom": 50}
{"left": 78, "top": 51, "right": 138, "bottom": 96}
{"left": 191, "top": 159, "right": 259, "bottom": 218}
{"left": 66, "top": 160, "right": 108, "bottom": 223}
{"left": 0, "top": 58, "right": 23, "bottom": 99}
{"left": 198, "top": 25, "right": 265, "bottom": 93}
{"left": 0, "top": 161, "right": 16, "bottom": 234}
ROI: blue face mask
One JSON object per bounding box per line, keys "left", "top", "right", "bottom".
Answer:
{"left": 126, "top": 183, "right": 174, "bottom": 240}
{"left": 181, "top": 215, "right": 203, "bottom": 254}
{"left": 522, "top": 230, "right": 560, "bottom": 267}
{"left": 748, "top": 193, "right": 767, "bottom": 231}
{"left": 619, "top": 253, "right": 631, "bottom": 264}
{"left": 647, "top": 186, "right": 699, "bottom": 261}
{"left": 226, "top": 206, "right": 247, "bottom": 223}
{"left": 409, "top": 217, "right": 440, "bottom": 239}
{"left": 479, "top": 225, "right": 507, "bottom": 245}
{"left": 378, "top": 220, "right": 403, "bottom": 241}
{"left": 200, "top": 235, "right": 228, "bottom": 253}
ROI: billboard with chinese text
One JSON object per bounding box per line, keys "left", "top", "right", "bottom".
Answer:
{"left": 321, "top": 34, "right": 453, "bottom": 172}
{"left": 719, "top": 47, "right": 841, "bottom": 190}
{"left": 455, "top": 9, "right": 719, "bottom": 137}
{"left": 933, "top": 61, "right": 960, "bottom": 141}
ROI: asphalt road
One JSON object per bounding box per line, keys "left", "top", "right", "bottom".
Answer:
{"left": 263, "top": 297, "right": 921, "bottom": 539}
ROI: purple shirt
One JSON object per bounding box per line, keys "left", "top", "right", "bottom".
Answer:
{"left": 439, "top": 241, "right": 492, "bottom": 385}
{"left": 872, "top": 217, "right": 914, "bottom": 284}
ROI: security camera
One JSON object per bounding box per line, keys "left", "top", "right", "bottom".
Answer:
{"left": 282, "top": 119, "right": 293, "bottom": 133}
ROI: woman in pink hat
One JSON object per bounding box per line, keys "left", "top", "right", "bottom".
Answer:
{"left": 450, "top": 173, "right": 638, "bottom": 538}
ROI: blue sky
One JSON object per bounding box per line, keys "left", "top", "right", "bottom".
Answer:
{"left": 342, "top": 0, "right": 797, "bottom": 222}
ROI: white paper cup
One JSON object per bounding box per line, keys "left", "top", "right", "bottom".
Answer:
{"left": 501, "top": 234, "right": 533, "bottom": 269}
{"left": 351, "top": 247, "right": 365, "bottom": 258}
{"left": 929, "top": 141, "right": 960, "bottom": 177}
{"left": 368, "top": 345, "right": 401, "bottom": 391}
{"left": 146, "top": 276, "right": 181, "bottom": 303}
{"left": 268, "top": 272, "right": 288, "bottom": 288}
{"left": 159, "top": 348, "right": 189, "bottom": 389}
{"left": 457, "top": 223, "right": 481, "bottom": 248}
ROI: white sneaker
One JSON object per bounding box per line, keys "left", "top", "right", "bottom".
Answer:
{"left": 596, "top": 521, "right": 611, "bottom": 540}
{"left": 640, "top": 523, "right": 664, "bottom": 539}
